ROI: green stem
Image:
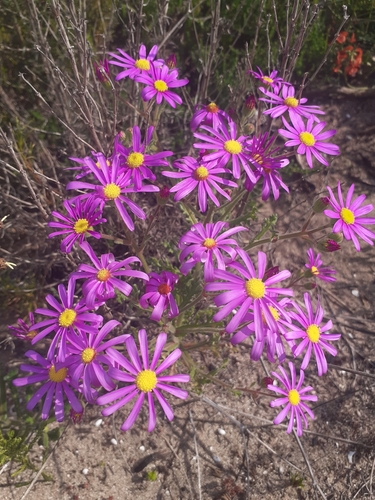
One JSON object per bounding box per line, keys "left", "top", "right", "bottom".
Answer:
{"left": 121, "top": 222, "right": 151, "bottom": 274}
{"left": 177, "top": 291, "right": 204, "bottom": 316}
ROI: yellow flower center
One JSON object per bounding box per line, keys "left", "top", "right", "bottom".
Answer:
{"left": 261, "top": 305, "right": 280, "bottom": 325}
{"left": 94, "top": 159, "right": 110, "bottom": 169}
{"left": 136, "top": 369, "right": 157, "bottom": 392}
{"left": 134, "top": 59, "right": 150, "bottom": 71}
{"left": 193, "top": 166, "right": 209, "bottom": 181}
{"left": 49, "top": 365, "right": 68, "bottom": 383}
{"left": 299, "top": 132, "right": 315, "bottom": 147}
{"left": 158, "top": 283, "right": 171, "bottom": 295}
{"left": 288, "top": 389, "right": 300, "bottom": 406}
{"left": 284, "top": 97, "right": 299, "bottom": 108}
{"left": 202, "top": 238, "right": 216, "bottom": 249}
{"left": 224, "top": 140, "right": 242, "bottom": 155}
{"left": 97, "top": 269, "right": 111, "bottom": 282}
{"left": 252, "top": 153, "right": 263, "bottom": 164}
{"left": 306, "top": 324, "right": 320, "bottom": 343}
{"left": 127, "top": 152, "right": 144, "bottom": 168}
{"left": 340, "top": 207, "right": 355, "bottom": 225}
{"left": 206, "top": 102, "right": 219, "bottom": 113}
{"left": 103, "top": 183, "right": 121, "bottom": 200}
{"left": 58, "top": 308, "right": 77, "bottom": 327}
{"left": 245, "top": 278, "right": 265, "bottom": 299}
{"left": 81, "top": 347, "right": 96, "bottom": 364}
{"left": 26, "top": 330, "right": 38, "bottom": 340}
{"left": 154, "top": 80, "right": 168, "bottom": 92}
{"left": 311, "top": 266, "right": 319, "bottom": 276}
{"left": 263, "top": 76, "right": 273, "bottom": 84}
{"left": 74, "top": 218, "right": 89, "bottom": 234}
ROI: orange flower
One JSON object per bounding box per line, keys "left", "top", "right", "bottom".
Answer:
{"left": 336, "top": 31, "right": 348, "bottom": 44}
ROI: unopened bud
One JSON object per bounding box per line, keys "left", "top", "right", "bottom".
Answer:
{"left": 326, "top": 231, "right": 343, "bottom": 243}
{"left": 312, "top": 196, "right": 330, "bottom": 214}
{"left": 70, "top": 408, "right": 84, "bottom": 424}
{"left": 261, "top": 376, "right": 274, "bottom": 389}
{"left": 94, "top": 59, "right": 111, "bottom": 87}
{"left": 243, "top": 123, "right": 255, "bottom": 135}
{"left": 166, "top": 53, "right": 177, "bottom": 69}
{"left": 317, "top": 239, "right": 341, "bottom": 253}
{"left": 157, "top": 186, "right": 170, "bottom": 206}
{"left": 303, "top": 282, "right": 317, "bottom": 290}
{"left": 264, "top": 266, "right": 279, "bottom": 280}
{"left": 243, "top": 94, "right": 256, "bottom": 118}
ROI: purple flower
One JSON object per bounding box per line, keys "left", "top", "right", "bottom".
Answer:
{"left": 267, "top": 362, "right": 317, "bottom": 436}
{"left": 140, "top": 271, "right": 179, "bottom": 322}
{"left": 71, "top": 242, "right": 149, "bottom": 308}
{"left": 135, "top": 64, "right": 189, "bottom": 108}
{"left": 284, "top": 293, "right": 341, "bottom": 376}
{"left": 190, "top": 102, "right": 230, "bottom": 131}
{"left": 13, "top": 350, "right": 82, "bottom": 422}
{"left": 163, "top": 156, "right": 237, "bottom": 213}
{"left": 205, "top": 249, "right": 293, "bottom": 334}
{"left": 193, "top": 122, "right": 255, "bottom": 181}
{"left": 31, "top": 278, "right": 102, "bottom": 361}
{"left": 8, "top": 312, "right": 38, "bottom": 341}
{"left": 278, "top": 114, "right": 340, "bottom": 168}
{"left": 66, "top": 154, "right": 156, "bottom": 231}
{"left": 231, "top": 298, "right": 294, "bottom": 363}
{"left": 324, "top": 182, "right": 375, "bottom": 251}
{"left": 48, "top": 197, "right": 106, "bottom": 253}
{"left": 259, "top": 84, "right": 325, "bottom": 121}
{"left": 179, "top": 222, "right": 247, "bottom": 282}
{"left": 109, "top": 44, "right": 162, "bottom": 81}
{"left": 97, "top": 330, "right": 189, "bottom": 432}
{"left": 115, "top": 126, "right": 173, "bottom": 190}
{"left": 248, "top": 67, "right": 286, "bottom": 93}
{"left": 305, "top": 248, "right": 336, "bottom": 282}
{"left": 66, "top": 320, "right": 129, "bottom": 403}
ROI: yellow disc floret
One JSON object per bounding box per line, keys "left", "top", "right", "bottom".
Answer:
{"left": 26, "top": 330, "right": 38, "bottom": 340}
{"left": 299, "top": 132, "right": 315, "bottom": 147}
{"left": 154, "top": 80, "right": 168, "bottom": 92}
{"left": 261, "top": 305, "right": 280, "bottom": 325}
{"left": 311, "top": 266, "right": 319, "bottom": 276}
{"left": 49, "top": 365, "right": 68, "bottom": 383}
{"left": 224, "top": 140, "right": 242, "bottom": 155}
{"left": 81, "top": 347, "right": 96, "bottom": 364}
{"left": 135, "top": 59, "right": 150, "bottom": 71}
{"left": 103, "top": 183, "right": 121, "bottom": 200}
{"left": 59, "top": 308, "right": 77, "bottom": 327}
{"left": 97, "top": 269, "right": 111, "bottom": 282}
{"left": 203, "top": 238, "right": 216, "bottom": 249}
{"left": 127, "top": 152, "right": 144, "bottom": 168}
{"left": 136, "top": 369, "right": 157, "bottom": 392}
{"left": 74, "top": 218, "right": 89, "bottom": 234}
{"left": 252, "top": 153, "right": 263, "bottom": 164}
{"left": 193, "top": 166, "right": 209, "bottom": 181}
{"left": 245, "top": 278, "right": 265, "bottom": 299}
{"left": 206, "top": 102, "right": 219, "bottom": 113}
{"left": 306, "top": 324, "right": 320, "bottom": 343}
{"left": 263, "top": 76, "right": 273, "bottom": 84}
{"left": 288, "top": 389, "right": 300, "bottom": 406}
{"left": 284, "top": 97, "right": 299, "bottom": 108}
{"left": 340, "top": 207, "right": 355, "bottom": 225}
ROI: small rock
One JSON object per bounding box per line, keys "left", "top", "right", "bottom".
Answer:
{"left": 351, "top": 289, "right": 359, "bottom": 297}
{"left": 213, "top": 455, "right": 221, "bottom": 463}
{"left": 218, "top": 428, "right": 226, "bottom": 436}
{"left": 111, "top": 438, "right": 118, "bottom": 446}
{"left": 348, "top": 451, "right": 355, "bottom": 464}
{"left": 82, "top": 468, "right": 89, "bottom": 475}
{"left": 94, "top": 418, "right": 103, "bottom": 427}
{"left": 139, "top": 445, "right": 145, "bottom": 452}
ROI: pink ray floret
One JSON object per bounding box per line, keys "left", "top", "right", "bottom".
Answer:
{"left": 109, "top": 44, "right": 163, "bottom": 81}
{"left": 140, "top": 271, "right": 179, "bottom": 322}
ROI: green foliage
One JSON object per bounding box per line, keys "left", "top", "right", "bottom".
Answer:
{"left": 146, "top": 469, "right": 158, "bottom": 481}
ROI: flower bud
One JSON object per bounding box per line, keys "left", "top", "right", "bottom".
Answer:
{"left": 166, "top": 54, "right": 177, "bottom": 69}
{"left": 157, "top": 186, "right": 170, "bottom": 206}
{"left": 303, "top": 282, "right": 317, "bottom": 290}
{"left": 243, "top": 123, "right": 255, "bottom": 135}
{"left": 317, "top": 239, "right": 341, "bottom": 253}
{"left": 326, "top": 231, "right": 343, "bottom": 243}
{"left": 70, "top": 408, "right": 84, "bottom": 424}
{"left": 261, "top": 376, "right": 274, "bottom": 389}
{"left": 312, "top": 196, "right": 330, "bottom": 214}
{"left": 94, "top": 59, "right": 111, "bottom": 87}
{"left": 264, "top": 266, "right": 279, "bottom": 281}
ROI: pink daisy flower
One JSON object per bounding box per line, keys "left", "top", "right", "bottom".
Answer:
{"left": 285, "top": 293, "right": 341, "bottom": 376}
{"left": 259, "top": 84, "right": 325, "bottom": 121}
{"left": 8, "top": 312, "right": 38, "bottom": 341}
{"left": 109, "top": 44, "right": 162, "bottom": 81}
{"left": 324, "top": 182, "right": 375, "bottom": 251}
{"left": 163, "top": 156, "right": 237, "bottom": 213}
{"left": 267, "top": 362, "right": 317, "bottom": 436}
{"left": 97, "top": 330, "right": 189, "bottom": 432}
{"left": 305, "top": 248, "right": 336, "bottom": 282}
{"left": 205, "top": 249, "right": 293, "bottom": 334}
{"left": 140, "top": 271, "right": 179, "bottom": 322}
{"left": 248, "top": 67, "right": 286, "bottom": 93}
{"left": 179, "top": 222, "right": 247, "bottom": 282}
{"left": 193, "top": 122, "right": 256, "bottom": 181}
{"left": 48, "top": 197, "right": 106, "bottom": 253}
{"left": 135, "top": 64, "right": 189, "bottom": 108}
{"left": 13, "top": 350, "right": 82, "bottom": 422}
{"left": 190, "top": 102, "right": 231, "bottom": 131}
{"left": 70, "top": 242, "right": 149, "bottom": 309}
{"left": 278, "top": 114, "right": 340, "bottom": 168}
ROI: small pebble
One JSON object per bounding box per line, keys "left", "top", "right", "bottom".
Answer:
{"left": 82, "top": 468, "right": 89, "bottom": 475}
{"left": 139, "top": 445, "right": 145, "bottom": 452}
{"left": 346, "top": 114, "right": 351, "bottom": 118}
{"left": 120, "top": 439, "right": 123, "bottom": 443}
{"left": 111, "top": 438, "right": 118, "bottom": 446}
{"left": 94, "top": 418, "right": 103, "bottom": 427}
{"left": 348, "top": 333, "right": 353, "bottom": 339}
{"left": 348, "top": 451, "right": 355, "bottom": 464}
{"left": 213, "top": 455, "right": 221, "bottom": 463}
{"left": 351, "top": 289, "right": 359, "bottom": 297}
{"left": 209, "top": 446, "right": 213, "bottom": 451}
{"left": 75, "top": 450, "right": 79, "bottom": 454}
{"left": 192, "top": 456, "right": 197, "bottom": 461}
{"left": 279, "top": 466, "right": 284, "bottom": 473}
{"left": 218, "top": 428, "right": 226, "bottom": 436}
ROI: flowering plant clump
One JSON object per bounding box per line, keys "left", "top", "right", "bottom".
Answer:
{"left": 8, "top": 36, "right": 375, "bottom": 448}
